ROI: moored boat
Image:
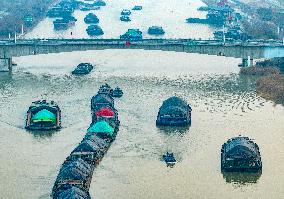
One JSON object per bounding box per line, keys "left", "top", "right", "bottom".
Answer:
{"left": 120, "top": 29, "right": 143, "bottom": 41}
{"left": 25, "top": 100, "right": 61, "bottom": 130}
{"left": 221, "top": 136, "right": 262, "bottom": 172}
{"left": 86, "top": 25, "right": 104, "bottom": 36}
{"left": 148, "top": 26, "right": 165, "bottom": 35}
{"left": 84, "top": 13, "right": 99, "bottom": 24}
{"left": 53, "top": 18, "right": 75, "bottom": 30}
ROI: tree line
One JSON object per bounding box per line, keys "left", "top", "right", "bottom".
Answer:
{"left": 0, "top": 0, "right": 56, "bottom": 37}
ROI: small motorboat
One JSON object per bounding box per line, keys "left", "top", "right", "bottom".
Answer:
{"left": 121, "top": 9, "right": 131, "bottom": 15}
{"left": 112, "top": 87, "right": 123, "bottom": 98}
{"left": 163, "top": 152, "right": 176, "bottom": 166}
{"left": 98, "top": 83, "right": 113, "bottom": 95}
{"left": 25, "top": 100, "right": 61, "bottom": 130}
{"left": 120, "top": 15, "right": 131, "bottom": 22}
{"left": 132, "top": 5, "right": 142, "bottom": 10}
{"left": 72, "top": 63, "right": 94, "bottom": 75}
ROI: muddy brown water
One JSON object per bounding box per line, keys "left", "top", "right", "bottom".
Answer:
{"left": 1, "top": 0, "right": 284, "bottom": 198}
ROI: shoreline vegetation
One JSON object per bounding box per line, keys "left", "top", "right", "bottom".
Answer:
{"left": 0, "top": 0, "right": 57, "bottom": 38}
{"left": 240, "top": 66, "right": 284, "bottom": 104}
{"left": 257, "top": 75, "right": 284, "bottom": 104}
{"left": 202, "top": 0, "right": 284, "bottom": 40}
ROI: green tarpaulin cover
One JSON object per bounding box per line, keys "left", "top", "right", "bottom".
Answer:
{"left": 31, "top": 109, "right": 56, "bottom": 122}
{"left": 87, "top": 121, "right": 114, "bottom": 137}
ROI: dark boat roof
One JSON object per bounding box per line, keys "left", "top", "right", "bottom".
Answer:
{"left": 149, "top": 26, "right": 163, "bottom": 30}
{"left": 86, "top": 13, "right": 98, "bottom": 17}
{"left": 72, "top": 140, "right": 102, "bottom": 153}
{"left": 87, "top": 24, "right": 101, "bottom": 29}
{"left": 91, "top": 94, "right": 114, "bottom": 106}
{"left": 77, "top": 63, "right": 92, "bottom": 66}
{"left": 57, "top": 159, "right": 92, "bottom": 181}
{"left": 83, "top": 133, "right": 109, "bottom": 148}
{"left": 159, "top": 106, "right": 188, "bottom": 116}
{"left": 160, "top": 96, "right": 191, "bottom": 110}
{"left": 54, "top": 185, "right": 91, "bottom": 199}
{"left": 222, "top": 137, "right": 261, "bottom": 159}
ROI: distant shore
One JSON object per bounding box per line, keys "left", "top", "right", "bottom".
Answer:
{"left": 0, "top": 0, "right": 57, "bottom": 38}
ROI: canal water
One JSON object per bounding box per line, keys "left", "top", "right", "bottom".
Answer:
{"left": 1, "top": 0, "right": 284, "bottom": 198}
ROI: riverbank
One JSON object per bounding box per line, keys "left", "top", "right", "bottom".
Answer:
{"left": 240, "top": 66, "right": 280, "bottom": 75}
{"left": 202, "top": 0, "right": 284, "bottom": 40}
{"left": 257, "top": 74, "right": 284, "bottom": 104}
{"left": 240, "top": 66, "right": 284, "bottom": 104}
{"left": 0, "top": 0, "right": 57, "bottom": 38}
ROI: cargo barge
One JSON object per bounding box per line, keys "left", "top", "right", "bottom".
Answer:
{"left": 25, "top": 100, "right": 61, "bottom": 130}
{"left": 221, "top": 136, "right": 262, "bottom": 172}
{"left": 156, "top": 96, "right": 192, "bottom": 126}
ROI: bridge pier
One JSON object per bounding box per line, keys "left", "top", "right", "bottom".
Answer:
{"left": 249, "top": 58, "right": 254, "bottom": 67}
{"left": 239, "top": 58, "right": 248, "bottom": 67}
{"left": 239, "top": 57, "right": 254, "bottom": 67}
{"left": 0, "top": 58, "right": 12, "bottom": 72}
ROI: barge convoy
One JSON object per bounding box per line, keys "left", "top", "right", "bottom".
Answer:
{"left": 52, "top": 84, "right": 120, "bottom": 198}
{"left": 25, "top": 100, "right": 61, "bottom": 131}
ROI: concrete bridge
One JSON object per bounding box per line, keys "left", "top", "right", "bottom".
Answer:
{"left": 1, "top": 38, "right": 284, "bottom": 71}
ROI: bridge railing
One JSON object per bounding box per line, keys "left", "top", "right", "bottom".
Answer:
{"left": 0, "top": 38, "right": 283, "bottom": 47}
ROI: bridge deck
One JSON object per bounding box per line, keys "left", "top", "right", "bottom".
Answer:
{"left": 0, "top": 39, "right": 284, "bottom": 59}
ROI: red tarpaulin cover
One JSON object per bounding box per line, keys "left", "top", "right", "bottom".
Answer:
{"left": 95, "top": 107, "right": 115, "bottom": 117}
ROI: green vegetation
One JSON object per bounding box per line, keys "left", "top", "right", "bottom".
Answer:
{"left": 240, "top": 67, "right": 280, "bottom": 76}
{"left": 257, "top": 75, "right": 284, "bottom": 104}
{"left": 0, "top": 0, "right": 55, "bottom": 37}
{"left": 240, "top": 67, "right": 284, "bottom": 104}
